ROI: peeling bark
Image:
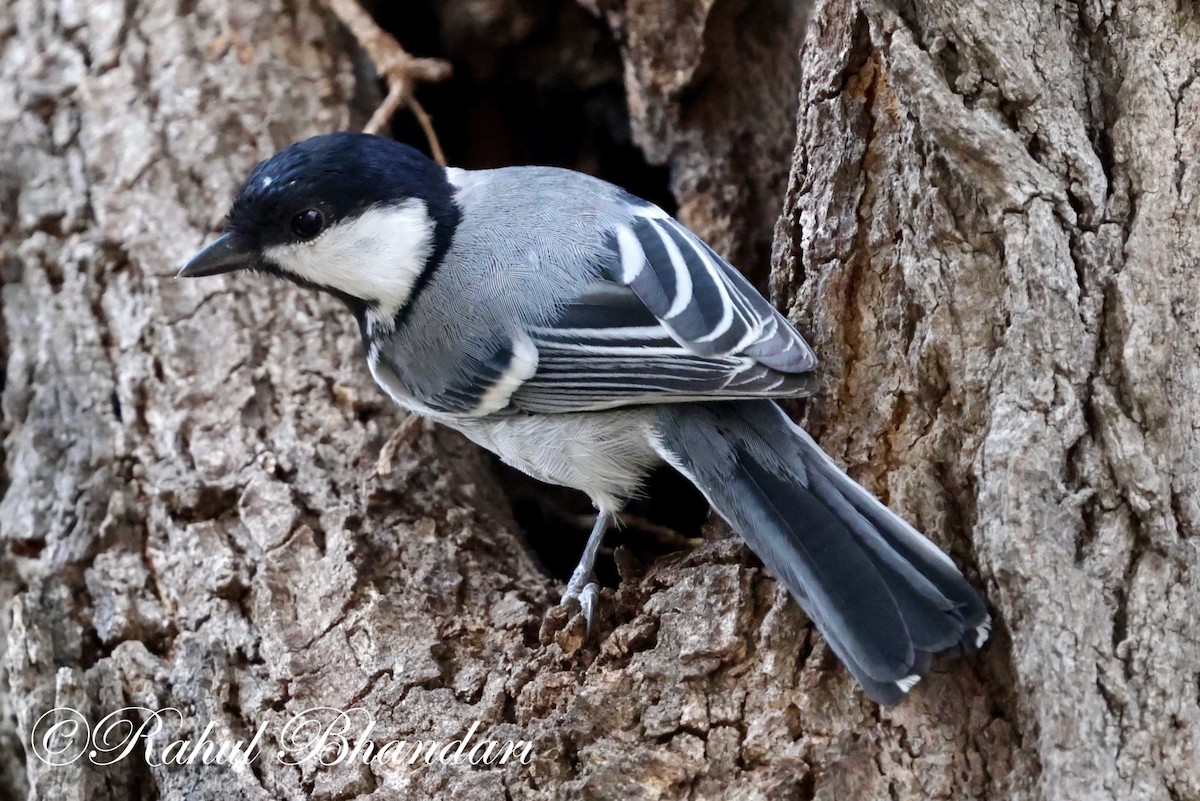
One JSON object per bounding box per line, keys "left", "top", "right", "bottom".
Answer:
{"left": 1, "top": 0, "right": 1197, "bottom": 800}
{"left": 775, "top": 1, "right": 1200, "bottom": 798}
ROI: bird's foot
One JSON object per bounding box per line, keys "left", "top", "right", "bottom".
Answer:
{"left": 540, "top": 511, "right": 614, "bottom": 647}
{"left": 539, "top": 574, "right": 602, "bottom": 648}
{"left": 560, "top": 574, "right": 601, "bottom": 633}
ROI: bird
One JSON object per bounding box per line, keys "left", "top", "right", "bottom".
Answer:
{"left": 179, "top": 131, "right": 989, "bottom": 705}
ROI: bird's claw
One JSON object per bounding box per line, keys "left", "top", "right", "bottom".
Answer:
{"left": 560, "top": 579, "right": 600, "bottom": 634}
{"left": 541, "top": 512, "right": 613, "bottom": 645}
{"left": 539, "top": 579, "right": 601, "bottom": 647}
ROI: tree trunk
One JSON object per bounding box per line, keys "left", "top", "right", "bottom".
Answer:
{"left": 2, "top": 0, "right": 1197, "bottom": 800}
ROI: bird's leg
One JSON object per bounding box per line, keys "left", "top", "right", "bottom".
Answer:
{"left": 561, "top": 511, "right": 614, "bottom": 631}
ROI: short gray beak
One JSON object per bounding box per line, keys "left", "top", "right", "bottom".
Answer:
{"left": 178, "top": 233, "right": 256, "bottom": 278}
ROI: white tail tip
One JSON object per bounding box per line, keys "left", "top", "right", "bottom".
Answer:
{"left": 975, "top": 616, "right": 993, "bottom": 649}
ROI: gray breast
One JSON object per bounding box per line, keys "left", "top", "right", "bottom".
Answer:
{"left": 449, "top": 409, "right": 662, "bottom": 514}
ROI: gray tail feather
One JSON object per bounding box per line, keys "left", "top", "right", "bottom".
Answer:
{"left": 653, "top": 400, "right": 989, "bottom": 705}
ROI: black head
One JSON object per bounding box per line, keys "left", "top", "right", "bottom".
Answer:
{"left": 226, "top": 132, "right": 451, "bottom": 252}
{"left": 179, "top": 133, "right": 460, "bottom": 320}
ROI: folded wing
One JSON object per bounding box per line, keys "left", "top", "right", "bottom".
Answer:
{"left": 509, "top": 206, "right": 818, "bottom": 414}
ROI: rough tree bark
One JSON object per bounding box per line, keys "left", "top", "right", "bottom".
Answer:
{"left": 1, "top": 1, "right": 1197, "bottom": 800}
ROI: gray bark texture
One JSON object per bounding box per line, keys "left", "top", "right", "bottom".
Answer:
{"left": 1, "top": 0, "right": 1197, "bottom": 799}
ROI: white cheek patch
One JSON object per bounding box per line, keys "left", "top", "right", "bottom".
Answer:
{"left": 264, "top": 199, "right": 435, "bottom": 320}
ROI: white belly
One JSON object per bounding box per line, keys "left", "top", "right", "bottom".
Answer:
{"left": 448, "top": 410, "right": 662, "bottom": 514}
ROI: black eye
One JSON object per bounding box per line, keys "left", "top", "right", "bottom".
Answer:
{"left": 290, "top": 208, "right": 325, "bottom": 240}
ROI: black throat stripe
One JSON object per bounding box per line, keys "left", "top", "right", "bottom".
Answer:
{"left": 392, "top": 196, "right": 461, "bottom": 332}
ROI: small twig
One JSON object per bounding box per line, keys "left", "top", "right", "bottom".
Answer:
{"left": 322, "top": 0, "right": 451, "bottom": 163}
{"left": 402, "top": 95, "right": 446, "bottom": 166}
{"left": 618, "top": 514, "right": 703, "bottom": 548}
{"left": 364, "top": 79, "right": 410, "bottom": 139}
